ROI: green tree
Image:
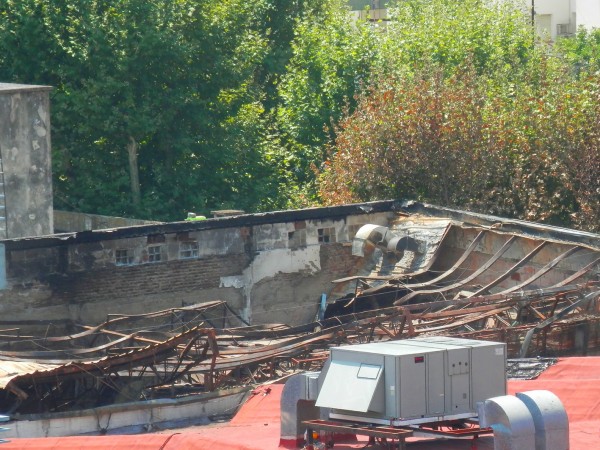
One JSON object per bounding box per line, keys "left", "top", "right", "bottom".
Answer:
{"left": 380, "top": 0, "right": 534, "bottom": 77}
{"left": 273, "top": 0, "right": 377, "bottom": 205}
{"left": 555, "top": 27, "right": 600, "bottom": 76}
{"left": 317, "top": 0, "right": 600, "bottom": 231}
{"left": 0, "top": 0, "right": 272, "bottom": 220}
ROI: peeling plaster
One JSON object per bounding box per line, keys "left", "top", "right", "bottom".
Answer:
{"left": 37, "top": 104, "right": 48, "bottom": 125}
{"left": 240, "top": 245, "right": 322, "bottom": 322}
{"left": 10, "top": 93, "right": 19, "bottom": 123}
{"left": 219, "top": 275, "right": 244, "bottom": 289}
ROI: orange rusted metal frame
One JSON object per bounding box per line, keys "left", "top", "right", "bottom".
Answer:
{"left": 303, "top": 419, "right": 413, "bottom": 448}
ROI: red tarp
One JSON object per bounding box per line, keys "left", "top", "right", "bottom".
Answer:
{"left": 2, "top": 357, "right": 600, "bottom": 449}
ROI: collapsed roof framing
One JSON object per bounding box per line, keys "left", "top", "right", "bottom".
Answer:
{"left": 1, "top": 282, "right": 599, "bottom": 416}
{"left": 1, "top": 214, "right": 600, "bottom": 416}
{"left": 336, "top": 228, "right": 600, "bottom": 307}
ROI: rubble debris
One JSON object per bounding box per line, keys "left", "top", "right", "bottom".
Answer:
{"left": 506, "top": 358, "right": 559, "bottom": 380}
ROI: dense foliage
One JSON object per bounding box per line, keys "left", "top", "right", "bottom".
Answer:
{"left": 0, "top": 0, "right": 599, "bottom": 231}
{"left": 0, "top": 0, "right": 323, "bottom": 219}
{"left": 318, "top": 1, "right": 600, "bottom": 232}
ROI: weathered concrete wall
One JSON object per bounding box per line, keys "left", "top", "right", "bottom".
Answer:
{"left": 0, "top": 208, "right": 394, "bottom": 329}
{"left": 4, "top": 387, "right": 250, "bottom": 438}
{"left": 0, "top": 83, "right": 53, "bottom": 238}
{"left": 2, "top": 200, "right": 599, "bottom": 333}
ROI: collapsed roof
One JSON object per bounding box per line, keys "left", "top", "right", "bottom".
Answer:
{"left": 1, "top": 204, "right": 600, "bottom": 418}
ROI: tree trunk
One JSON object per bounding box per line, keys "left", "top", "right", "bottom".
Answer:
{"left": 127, "top": 136, "right": 141, "bottom": 208}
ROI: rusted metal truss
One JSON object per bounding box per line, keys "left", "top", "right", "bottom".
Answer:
{"left": 1, "top": 284, "right": 600, "bottom": 416}
{"left": 0, "top": 301, "right": 244, "bottom": 414}
{"left": 187, "top": 282, "right": 600, "bottom": 390}
{"left": 346, "top": 244, "right": 596, "bottom": 305}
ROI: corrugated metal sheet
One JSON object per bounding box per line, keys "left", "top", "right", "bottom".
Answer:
{"left": 0, "top": 361, "right": 60, "bottom": 389}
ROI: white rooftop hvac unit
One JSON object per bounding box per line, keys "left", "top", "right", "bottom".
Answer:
{"left": 316, "top": 337, "right": 507, "bottom": 426}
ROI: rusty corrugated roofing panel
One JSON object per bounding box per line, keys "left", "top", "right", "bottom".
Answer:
{"left": 0, "top": 360, "right": 60, "bottom": 389}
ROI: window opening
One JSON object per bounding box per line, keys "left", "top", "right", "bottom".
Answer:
{"left": 318, "top": 227, "right": 337, "bottom": 244}
{"left": 180, "top": 241, "right": 199, "bottom": 259}
{"left": 116, "top": 249, "right": 133, "bottom": 266}
{"left": 148, "top": 245, "right": 162, "bottom": 263}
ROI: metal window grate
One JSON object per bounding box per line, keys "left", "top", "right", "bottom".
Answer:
{"left": 179, "top": 241, "right": 199, "bottom": 259}
{"left": 148, "top": 245, "right": 162, "bottom": 263}
{"left": 115, "top": 249, "right": 133, "bottom": 266}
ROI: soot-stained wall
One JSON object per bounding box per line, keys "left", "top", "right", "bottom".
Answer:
{"left": 0, "top": 205, "right": 395, "bottom": 329}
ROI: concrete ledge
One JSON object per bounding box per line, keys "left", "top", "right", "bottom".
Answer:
{"left": 5, "top": 386, "right": 251, "bottom": 438}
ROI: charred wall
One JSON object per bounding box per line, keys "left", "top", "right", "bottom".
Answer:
{"left": 1, "top": 199, "right": 599, "bottom": 332}
{"left": 0, "top": 206, "right": 394, "bottom": 329}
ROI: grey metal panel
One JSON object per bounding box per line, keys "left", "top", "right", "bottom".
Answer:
{"left": 384, "top": 355, "right": 398, "bottom": 418}
{"left": 447, "top": 347, "right": 469, "bottom": 375}
{"left": 451, "top": 371, "right": 470, "bottom": 413}
{"left": 0, "top": 244, "right": 5, "bottom": 289}
{"left": 470, "top": 344, "right": 507, "bottom": 408}
{"left": 316, "top": 360, "right": 384, "bottom": 413}
{"left": 426, "top": 351, "right": 445, "bottom": 415}
{"left": 306, "top": 372, "right": 320, "bottom": 401}
{"left": 399, "top": 354, "right": 427, "bottom": 418}
{"left": 410, "top": 336, "right": 507, "bottom": 410}
{"left": 333, "top": 341, "right": 443, "bottom": 356}
{"left": 447, "top": 347, "right": 470, "bottom": 413}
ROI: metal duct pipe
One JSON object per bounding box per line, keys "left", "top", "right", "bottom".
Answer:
{"left": 279, "top": 372, "right": 322, "bottom": 448}
{"left": 478, "top": 395, "right": 536, "bottom": 450}
{"left": 351, "top": 224, "right": 422, "bottom": 257}
{"left": 516, "top": 390, "right": 569, "bottom": 450}
{"left": 386, "top": 235, "right": 420, "bottom": 253}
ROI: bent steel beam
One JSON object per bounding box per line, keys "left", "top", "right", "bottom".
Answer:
{"left": 394, "top": 235, "right": 519, "bottom": 305}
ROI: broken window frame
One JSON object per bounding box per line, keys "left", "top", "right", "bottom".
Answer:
{"left": 288, "top": 229, "right": 307, "bottom": 249}
{"left": 179, "top": 241, "right": 199, "bottom": 259}
{"left": 115, "top": 249, "right": 134, "bottom": 266}
{"left": 147, "top": 245, "right": 162, "bottom": 263}
{"left": 318, "top": 227, "right": 337, "bottom": 244}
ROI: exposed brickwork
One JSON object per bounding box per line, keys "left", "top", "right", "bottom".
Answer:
{"left": 1, "top": 211, "right": 394, "bottom": 327}
{"left": 49, "top": 253, "right": 250, "bottom": 306}
{"left": 319, "top": 243, "right": 361, "bottom": 274}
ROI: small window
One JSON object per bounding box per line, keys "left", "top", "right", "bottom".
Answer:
{"left": 317, "top": 227, "right": 337, "bottom": 244}
{"left": 116, "top": 249, "right": 133, "bottom": 266}
{"left": 180, "top": 241, "right": 199, "bottom": 259}
{"left": 288, "top": 229, "right": 307, "bottom": 248}
{"left": 148, "top": 234, "right": 166, "bottom": 244}
{"left": 148, "top": 245, "right": 162, "bottom": 263}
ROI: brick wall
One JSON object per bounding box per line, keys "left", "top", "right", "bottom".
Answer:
{"left": 49, "top": 253, "right": 250, "bottom": 305}
{"left": 1, "top": 209, "right": 394, "bottom": 328}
